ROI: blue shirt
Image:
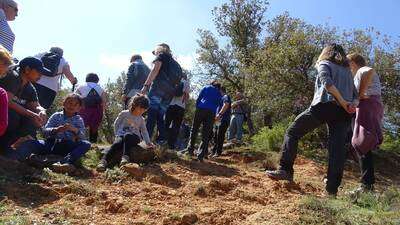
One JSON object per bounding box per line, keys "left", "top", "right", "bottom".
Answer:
{"left": 217, "top": 94, "right": 231, "bottom": 122}
{"left": 196, "top": 85, "right": 222, "bottom": 113}
{"left": 43, "top": 111, "right": 86, "bottom": 141}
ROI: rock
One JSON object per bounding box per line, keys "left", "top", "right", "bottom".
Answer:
{"left": 208, "top": 178, "right": 236, "bottom": 193}
{"left": 181, "top": 213, "right": 198, "bottom": 225}
{"left": 130, "top": 146, "right": 156, "bottom": 165}
{"left": 121, "top": 163, "right": 146, "bottom": 179}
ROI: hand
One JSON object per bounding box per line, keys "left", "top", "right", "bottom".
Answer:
{"left": 146, "top": 142, "right": 155, "bottom": 149}
{"left": 346, "top": 103, "right": 357, "bottom": 114}
{"left": 72, "top": 77, "right": 78, "bottom": 85}
{"left": 31, "top": 113, "right": 44, "bottom": 127}
{"left": 38, "top": 111, "right": 47, "bottom": 123}
{"left": 64, "top": 123, "right": 78, "bottom": 133}
{"left": 215, "top": 115, "right": 221, "bottom": 121}
{"left": 140, "top": 84, "right": 149, "bottom": 95}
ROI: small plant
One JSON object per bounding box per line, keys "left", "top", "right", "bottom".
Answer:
{"left": 39, "top": 168, "right": 75, "bottom": 185}
{"left": 104, "top": 167, "right": 129, "bottom": 183}
{"left": 143, "top": 206, "right": 152, "bottom": 214}
{"left": 251, "top": 118, "right": 290, "bottom": 152}
{"left": 80, "top": 148, "right": 102, "bottom": 169}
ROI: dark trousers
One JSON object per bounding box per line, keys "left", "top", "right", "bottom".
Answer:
{"left": 279, "top": 102, "right": 351, "bottom": 194}
{"left": 165, "top": 105, "right": 185, "bottom": 149}
{"left": 101, "top": 133, "right": 140, "bottom": 167}
{"left": 33, "top": 83, "right": 57, "bottom": 109}
{"left": 212, "top": 120, "right": 230, "bottom": 155}
{"left": 359, "top": 150, "right": 375, "bottom": 185}
{"left": 187, "top": 108, "right": 215, "bottom": 160}
{"left": 15, "top": 139, "right": 91, "bottom": 164}
{"left": 0, "top": 109, "right": 37, "bottom": 149}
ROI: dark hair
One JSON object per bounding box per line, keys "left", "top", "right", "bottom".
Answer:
{"left": 220, "top": 86, "right": 226, "bottom": 93}
{"left": 86, "top": 73, "right": 99, "bottom": 83}
{"left": 347, "top": 53, "right": 367, "bottom": 67}
{"left": 64, "top": 93, "right": 83, "bottom": 106}
{"left": 317, "top": 43, "right": 349, "bottom": 67}
{"left": 130, "top": 54, "right": 142, "bottom": 63}
{"left": 210, "top": 80, "right": 221, "bottom": 90}
{"left": 128, "top": 94, "right": 149, "bottom": 112}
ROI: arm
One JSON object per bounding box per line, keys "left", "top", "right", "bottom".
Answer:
{"left": 42, "top": 113, "right": 63, "bottom": 137}
{"left": 216, "top": 102, "right": 230, "bottom": 119}
{"left": 0, "top": 89, "right": 8, "bottom": 136}
{"left": 140, "top": 61, "right": 162, "bottom": 94}
{"left": 123, "top": 64, "right": 135, "bottom": 95}
{"left": 113, "top": 111, "right": 124, "bottom": 135}
{"left": 231, "top": 99, "right": 245, "bottom": 108}
{"left": 7, "top": 92, "right": 38, "bottom": 118}
{"left": 62, "top": 65, "right": 77, "bottom": 85}
{"left": 140, "top": 119, "right": 151, "bottom": 145}
{"left": 73, "top": 117, "right": 87, "bottom": 140}
{"left": 358, "top": 68, "right": 375, "bottom": 99}
{"left": 196, "top": 88, "right": 205, "bottom": 106}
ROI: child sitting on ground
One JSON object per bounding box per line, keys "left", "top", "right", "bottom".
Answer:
{"left": 97, "top": 94, "right": 154, "bottom": 171}
{"left": 16, "top": 93, "right": 91, "bottom": 173}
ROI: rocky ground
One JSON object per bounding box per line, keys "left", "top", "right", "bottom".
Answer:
{"left": 0, "top": 146, "right": 399, "bottom": 225}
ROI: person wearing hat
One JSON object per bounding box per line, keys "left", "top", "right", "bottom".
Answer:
{"left": 34, "top": 47, "right": 78, "bottom": 109}
{"left": 0, "top": 0, "right": 18, "bottom": 53}
{"left": 0, "top": 56, "right": 51, "bottom": 151}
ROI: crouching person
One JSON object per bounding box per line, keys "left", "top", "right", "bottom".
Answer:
{"left": 16, "top": 93, "right": 91, "bottom": 173}
{"left": 97, "top": 95, "right": 154, "bottom": 172}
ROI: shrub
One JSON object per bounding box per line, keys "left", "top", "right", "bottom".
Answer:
{"left": 381, "top": 132, "right": 400, "bottom": 154}
{"left": 251, "top": 117, "right": 292, "bottom": 152}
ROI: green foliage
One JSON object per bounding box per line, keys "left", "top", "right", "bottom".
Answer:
{"left": 80, "top": 148, "right": 102, "bottom": 169}
{"left": 299, "top": 188, "right": 400, "bottom": 225}
{"left": 381, "top": 132, "right": 400, "bottom": 154}
{"left": 251, "top": 118, "right": 291, "bottom": 152}
{"left": 40, "top": 168, "right": 75, "bottom": 185}
{"left": 104, "top": 167, "right": 129, "bottom": 183}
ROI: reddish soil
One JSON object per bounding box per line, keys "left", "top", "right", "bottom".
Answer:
{"left": 1, "top": 148, "right": 399, "bottom": 225}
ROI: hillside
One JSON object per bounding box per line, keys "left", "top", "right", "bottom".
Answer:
{"left": 0, "top": 146, "right": 399, "bottom": 225}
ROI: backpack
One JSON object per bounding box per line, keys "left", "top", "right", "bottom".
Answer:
{"left": 174, "top": 81, "right": 185, "bottom": 97}
{"left": 83, "top": 86, "right": 102, "bottom": 107}
{"left": 152, "top": 55, "right": 183, "bottom": 100}
{"left": 41, "top": 52, "right": 62, "bottom": 77}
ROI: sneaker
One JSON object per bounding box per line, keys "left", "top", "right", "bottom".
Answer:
{"left": 51, "top": 162, "right": 76, "bottom": 174}
{"left": 120, "top": 155, "right": 130, "bottom": 166}
{"left": 96, "top": 160, "right": 108, "bottom": 172}
{"left": 348, "top": 184, "right": 374, "bottom": 198}
{"left": 265, "top": 169, "right": 293, "bottom": 182}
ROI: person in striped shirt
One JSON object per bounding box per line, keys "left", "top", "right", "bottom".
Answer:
{"left": 0, "top": 0, "right": 18, "bottom": 53}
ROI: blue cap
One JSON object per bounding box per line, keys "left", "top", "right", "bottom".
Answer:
{"left": 19, "top": 57, "right": 52, "bottom": 76}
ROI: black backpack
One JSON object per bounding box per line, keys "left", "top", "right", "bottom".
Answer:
{"left": 174, "top": 81, "right": 185, "bottom": 97}
{"left": 41, "top": 52, "right": 62, "bottom": 77}
{"left": 83, "top": 88, "right": 102, "bottom": 107}
{"left": 153, "top": 55, "right": 183, "bottom": 99}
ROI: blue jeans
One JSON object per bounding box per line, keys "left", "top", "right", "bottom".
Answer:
{"left": 228, "top": 114, "right": 244, "bottom": 141}
{"left": 146, "top": 95, "right": 170, "bottom": 142}
{"left": 16, "top": 139, "right": 91, "bottom": 164}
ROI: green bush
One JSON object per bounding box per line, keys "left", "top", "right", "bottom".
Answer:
{"left": 251, "top": 117, "right": 293, "bottom": 152}
{"left": 381, "top": 132, "right": 400, "bottom": 154}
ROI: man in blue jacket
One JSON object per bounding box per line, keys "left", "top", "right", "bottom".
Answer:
{"left": 184, "top": 81, "right": 222, "bottom": 161}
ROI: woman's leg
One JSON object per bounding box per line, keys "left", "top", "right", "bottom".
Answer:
{"left": 326, "top": 120, "right": 350, "bottom": 195}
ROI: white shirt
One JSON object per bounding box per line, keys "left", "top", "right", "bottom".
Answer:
{"left": 0, "top": 9, "right": 15, "bottom": 53}
{"left": 35, "top": 52, "right": 69, "bottom": 92}
{"left": 169, "top": 79, "right": 190, "bottom": 109}
{"left": 75, "top": 82, "right": 104, "bottom": 98}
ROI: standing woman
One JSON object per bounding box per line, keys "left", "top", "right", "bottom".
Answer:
{"left": 0, "top": 46, "right": 13, "bottom": 138}
{"left": 0, "top": 0, "right": 17, "bottom": 53}
{"left": 347, "top": 53, "right": 384, "bottom": 193}
{"left": 266, "top": 44, "right": 358, "bottom": 196}
{"left": 76, "top": 73, "right": 106, "bottom": 143}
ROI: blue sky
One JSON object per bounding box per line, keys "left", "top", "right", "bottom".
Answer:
{"left": 11, "top": 0, "right": 400, "bottom": 88}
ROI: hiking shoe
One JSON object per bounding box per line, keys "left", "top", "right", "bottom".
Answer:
{"left": 51, "top": 162, "right": 76, "bottom": 174}
{"left": 348, "top": 184, "right": 374, "bottom": 198}
{"left": 120, "top": 155, "right": 130, "bottom": 166}
{"left": 96, "top": 160, "right": 108, "bottom": 172}
{"left": 265, "top": 169, "right": 293, "bottom": 182}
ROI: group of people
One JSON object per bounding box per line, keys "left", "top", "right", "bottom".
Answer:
{"left": 266, "top": 44, "right": 384, "bottom": 196}
{"left": 0, "top": 0, "right": 384, "bottom": 196}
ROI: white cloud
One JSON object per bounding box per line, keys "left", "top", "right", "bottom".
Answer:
{"left": 99, "top": 52, "right": 196, "bottom": 72}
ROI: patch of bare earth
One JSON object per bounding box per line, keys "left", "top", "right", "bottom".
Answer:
{"left": 1, "top": 148, "right": 398, "bottom": 225}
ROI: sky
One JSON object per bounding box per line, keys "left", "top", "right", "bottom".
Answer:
{"left": 10, "top": 0, "right": 400, "bottom": 88}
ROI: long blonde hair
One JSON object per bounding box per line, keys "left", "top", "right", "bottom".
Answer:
{"left": 317, "top": 43, "right": 349, "bottom": 67}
